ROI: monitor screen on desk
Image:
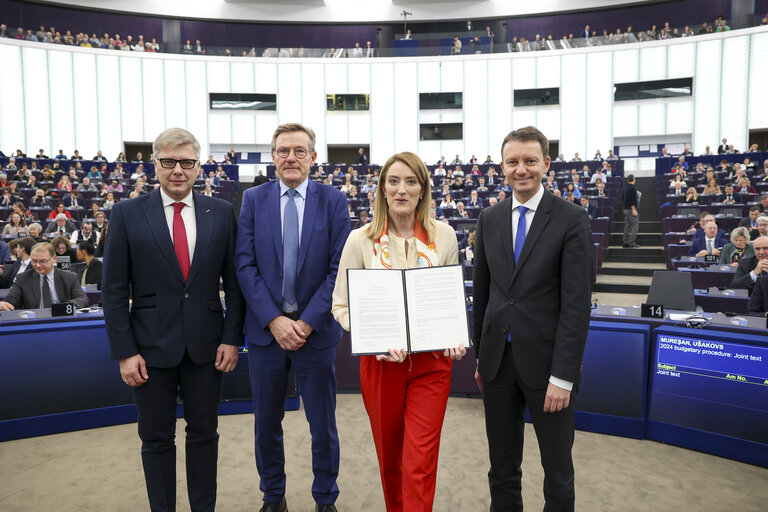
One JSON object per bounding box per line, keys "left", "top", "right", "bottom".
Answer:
{"left": 647, "top": 326, "right": 768, "bottom": 467}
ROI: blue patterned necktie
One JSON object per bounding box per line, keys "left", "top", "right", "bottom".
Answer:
{"left": 283, "top": 188, "right": 299, "bottom": 310}
{"left": 514, "top": 206, "right": 528, "bottom": 264}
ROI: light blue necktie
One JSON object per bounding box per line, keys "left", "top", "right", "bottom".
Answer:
{"left": 514, "top": 206, "right": 528, "bottom": 264}
{"left": 282, "top": 188, "right": 299, "bottom": 311}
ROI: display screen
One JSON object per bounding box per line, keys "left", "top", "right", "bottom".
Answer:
{"left": 648, "top": 329, "right": 768, "bottom": 445}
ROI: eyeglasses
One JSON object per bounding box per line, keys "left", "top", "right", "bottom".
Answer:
{"left": 31, "top": 256, "right": 54, "bottom": 265}
{"left": 156, "top": 158, "right": 198, "bottom": 169}
{"left": 275, "top": 147, "right": 308, "bottom": 159}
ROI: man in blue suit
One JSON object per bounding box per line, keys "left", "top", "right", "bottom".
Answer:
{"left": 235, "top": 123, "right": 350, "bottom": 512}
{"left": 688, "top": 220, "right": 729, "bottom": 257}
{"left": 102, "top": 128, "right": 244, "bottom": 512}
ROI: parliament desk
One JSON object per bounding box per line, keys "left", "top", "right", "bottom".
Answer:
{"left": 678, "top": 264, "right": 738, "bottom": 288}
{"left": 694, "top": 288, "right": 750, "bottom": 314}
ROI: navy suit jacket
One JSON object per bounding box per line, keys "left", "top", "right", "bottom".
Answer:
{"left": 102, "top": 189, "right": 244, "bottom": 367}
{"left": 748, "top": 274, "right": 768, "bottom": 312}
{"left": 235, "top": 178, "right": 350, "bottom": 349}
{"left": 688, "top": 234, "right": 730, "bottom": 256}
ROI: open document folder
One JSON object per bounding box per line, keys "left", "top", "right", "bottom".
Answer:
{"left": 346, "top": 265, "right": 471, "bottom": 356}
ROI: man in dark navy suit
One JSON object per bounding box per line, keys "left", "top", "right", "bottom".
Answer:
{"left": 236, "top": 123, "right": 350, "bottom": 512}
{"left": 102, "top": 127, "right": 244, "bottom": 512}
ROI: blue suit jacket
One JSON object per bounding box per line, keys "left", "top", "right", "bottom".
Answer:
{"left": 235, "top": 179, "right": 350, "bottom": 349}
{"left": 748, "top": 274, "right": 768, "bottom": 312}
{"left": 688, "top": 233, "right": 730, "bottom": 256}
{"left": 102, "top": 189, "right": 245, "bottom": 367}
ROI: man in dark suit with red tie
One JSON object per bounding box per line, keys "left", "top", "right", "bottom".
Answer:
{"left": 473, "top": 126, "right": 593, "bottom": 512}
{"left": 102, "top": 128, "right": 244, "bottom": 512}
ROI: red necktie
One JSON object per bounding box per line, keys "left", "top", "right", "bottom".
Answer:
{"left": 173, "top": 202, "right": 190, "bottom": 281}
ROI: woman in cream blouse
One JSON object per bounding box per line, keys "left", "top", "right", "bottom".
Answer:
{"left": 332, "top": 151, "right": 465, "bottom": 512}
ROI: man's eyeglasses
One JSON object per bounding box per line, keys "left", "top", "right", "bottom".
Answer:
{"left": 31, "top": 256, "right": 54, "bottom": 265}
{"left": 156, "top": 158, "right": 198, "bottom": 169}
{"left": 275, "top": 147, "right": 308, "bottom": 159}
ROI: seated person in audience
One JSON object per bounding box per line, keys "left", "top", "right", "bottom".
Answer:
{"left": 499, "top": 177, "right": 512, "bottom": 194}
{"left": 57, "top": 175, "right": 73, "bottom": 192}
{"left": 0, "top": 188, "right": 14, "bottom": 208}
{"left": 670, "top": 181, "right": 685, "bottom": 196}
{"left": 3, "top": 158, "right": 17, "bottom": 172}
{"left": 109, "top": 166, "right": 123, "bottom": 181}
{"left": 31, "top": 188, "right": 53, "bottom": 209}
{"left": 476, "top": 176, "right": 489, "bottom": 192}
{"left": 450, "top": 154, "right": 462, "bottom": 165}
{"left": 729, "top": 163, "right": 746, "bottom": 182}
{"left": 544, "top": 175, "right": 558, "bottom": 190}
{"left": 578, "top": 165, "right": 591, "bottom": 178}
{"left": 358, "top": 210, "right": 370, "bottom": 226}
{"left": 27, "top": 223, "right": 43, "bottom": 242}
{"left": 760, "top": 194, "right": 768, "bottom": 213}
{"left": 92, "top": 150, "right": 108, "bottom": 162}
{"left": 677, "top": 156, "right": 689, "bottom": 171}
{"left": 458, "top": 226, "right": 475, "bottom": 263}
{"left": 692, "top": 162, "right": 705, "bottom": 174}
{"left": 564, "top": 191, "right": 578, "bottom": 204}
{"left": 740, "top": 206, "right": 762, "bottom": 239}
{"left": 3, "top": 212, "right": 28, "bottom": 237}
{"left": 77, "top": 176, "right": 97, "bottom": 192}
{"left": 0, "top": 237, "right": 35, "bottom": 287}
{"left": 681, "top": 146, "right": 693, "bottom": 157}
{"left": 0, "top": 173, "right": 9, "bottom": 189}
{"left": 732, "top": 236, "right": 768, "bottom": 291}
{"left": 48, "top": 202, "right": 72, "bottom": 220}
{"left": 71, "top": 150, "right": 83, "bottom": 160}
{"left": 555, "top": 154, "right": 565, "bottom": 162}
{"left": 35, "top": 149, "right": 49, "bottom": 159}
{"left": 132, "top": 152, "right": 144, "bottom": 163}
{"left": 361, "top": 191, "right": 375, "bottom": 208}
{"left": 571, "top": 152, "right": 582, "bottom": 161}
{"left": 70, "top": 220, "right": 99, "bottom": 245}
{"left": 130, "top": 165, "right": 147, "bottom": 182}
{"left": 484, "top": 155, "right": 494, "bottom": 164}
{"left": 467, "top": 189, "right": 483, "bottom": 208}
{"left": 716, "top": 159, "right": 731, "bottom": 173}
{"left": 580, "top": 196, "right": 596, "bottom": 219}
{"left": 51, "top": 235, "right": 79, "bottom": 262}
{"left": 451, "top": 177, "right": 465, "bottom": 191}
{"left": 564, "top": 182, "right": 581, "bottom": 200}
{"left": 439, "top": 193, "right": 457, "bottom": 209}
{"left": 75, "top": 240, "right": 102, "bottom": 288}
{"left": 453, "top": 165, "right": 464, "bottom": 177}
{"left": 659, "top": 147, "right": 671, "bottom": 158}
{"left": 718, "top": 184, "right": 743, "bottom": 204}
{"left": 454, "top": 202, "right": 469, "bottom": 218}
{"left": 44, "top": 215, "right": 75, "bottom": 240}
{"left": 702, "top": 178, "right": 721, "bottom": 195}
{"left": 488, "top": 196, "right": 499, "bottom": 206}
{"left": 469, "top": 164, "right": 482, "bottom": 176}
{"left": 689, "top": 214, "right": 725, "bottom": 240}
{"left": 669, "top": 174, "right": 687, "bottom": 189}
{"left": 0, "top": 242, "right": 88, "bottom": 311}
{"left": 430, "top": 199, "right": 445, "bottom": 220}
{"left": 468, "top": 155, "right": 478, "bottom": 164}
{"left": 595, "top": 182, "right": 607, "bottom": 197}
{"left": 593, "top": 150, "right": 603, "bottom": 161}
{"left": 606, "top": 149, "right": 618, "bottom": 161}
{"left": 433, "top": 164, "right": 446, "bottom": 177}
{"left": 736, "top": 177, "right": 756, "bottom": 195}
{"left": 747, "top": 274, "right": 768, "bottom": 313}
{"left": 87, "top": 165, "right": 104, "bottom": 181}
{"left": 757, "top": 160, "right": 768, "bottom": 181}
{"left": 719, "top": 227, "right": 754, "bottom": 265}
{"left": 684, "top": 187, "right": 699, "bottom": 204}
{"left": 486, "top": 166, "right": 499, "bottom": 185}
{"left": 107, "top": 180, "right": 124, "bottom": 193}
{"left": 590, "top": 168, "right": 606, "bottom": 184}
{"left": 688, "top": 221, "right": 729, "bottom": 257}
{"left": 463, "top": 175, "right": 474, "bottom": 187}
{"left": 92, "top": 211, "right": 108, "bottom": 233}
{"left": 572, "top": 174, "right": 585, "bottom": 192}
{"left": 347, "top": 186, "right": 360, "bottom": 201}
{"left": 742, "top": 157, "right": 756, "bottom": 171}
{"left": 63, "top": 190, "right": 83, "bottom": 208}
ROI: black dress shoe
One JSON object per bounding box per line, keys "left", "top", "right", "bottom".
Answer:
{"left": 259, "top": 497, "right": 287, "bottom": 512}
{"left": 315, "top": 504, "right": 338, "bottom": 512}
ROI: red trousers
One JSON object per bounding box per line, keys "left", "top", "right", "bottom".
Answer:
{"left": 360, "top": 352, "right": 453, "bottom": 512}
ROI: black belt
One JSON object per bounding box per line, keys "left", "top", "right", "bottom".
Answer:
{"left": 283, "top": 311, "right": 300, "bottom": 320}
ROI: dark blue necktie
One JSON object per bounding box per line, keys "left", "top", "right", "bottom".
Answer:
{"left": 282, "top": 188, "right": 299, "bottom": 311}
{"left": 514, "top": 206, "right": 528, "bottom": 264}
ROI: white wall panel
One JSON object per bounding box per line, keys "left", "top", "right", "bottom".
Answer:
{"left": 164, "top": 59, "right": 187, "bottom": 129}
{"left": 585, "top": 51, "right": 613, "bottom": 156}
{"left": 536, "top": 108, "right": 560, "bottom": 143}
{"left": 324, "top": 62, "right": 348, "bottom": 94}
{"left": 346, "top": 63, "right": 371, "bottom": 93}
{"left": 511, "top": 57, "right": 536, "bottom": 90}
{"left": 232, "top": 114, "right": 255, "bottom": 145}
{"left": 613, "top": 49, "right": 639, "bottom": 83}
{"left": 667, "top": 43, "right": 695, "bottom": 79}
{"left": 22, "top": 47, "right": 51, "bottom": 154}
{"left": 613, "top": 104, "right": 638, "bottom": 137}
{"left": 301, "top": 63, "right": 327, "bottom": 160}
{"left": 206, "top": 61, "right": 231, "bottom": 92}
{"left": 748, "top": 32, "right": 768, "bottom": 130}
{"left": 693, "top": 39, "right": 721, "bottom": 153}
{"left": 559, "top": 53, "right": 587, "bottom": 158}
{"left": 439, "top": 61, "right": 463, "bottom": 92}
{"left": 185, "top": 60, "right": 208, "bottom": 153}
{"left": 49, "top": 50, "right": 76, "bottom": 156}
{"left": 638, "top": 46, "right": 666, "bottom": 82}
{"left": 536, "top": 55, "right": 561, "bottom": 88}
{"left": 325, "top": 115, "right": 349, "bottom": 144}
{"left": 665, "top": 100, "right": 693, "bottom": 135}
{"left": 393, "top": 62, "right": 418, "bottom": 153}
{"left": 370, "top": 62, "right": 395, "bottom": 162}
{"left": 487, "top": 59, "right": 512, "bottom": 158}
{"left": 71, "top": 52, "right": 98, "bottom": 153}
{"left": 637, "top": 102, "right": 665, "bottom": 136}
{"left": 208, "top": 114, "right": 232, "bottom": 144}
{"left": 255, "top": 113, "right": 278, "bottom": 146}
{"left": 142, "top": 58, "right": 165, "bottom": 141}
{"left": 417, "top": 61, "right": 440, "bottom": 92}
{"left": 513, "top": 109, "right": 537, "bottom": 132}
{"left": 231, "top": 62, "right": 254, "bottom": 92}
{"left": 348, "top": 115, "right": 371, "bottom": 145}
{"left": 0, "top": 45, "right": 24, "bottom": 151}
{"left": 720, "top": 36, "right": 748, "bottom": 150}
{"left": 95, "top": 54, "right": 121, "bottom": 157}
{"left": 118, "top": 57, "right": 143, "bottom": 144}
{"left": 463, "top": 60, "right": 488, "bottom": 160}
{"left": 419, "top": 112, "right": 463, "bottom": 124}
{"left": 276, "top": 63, "right": 302, "bottom": 124}
{"left": 253, "top": 62, "right": 277, "bottom": 94}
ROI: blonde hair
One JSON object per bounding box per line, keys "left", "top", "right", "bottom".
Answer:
{"left": 366, "top": 152, "right": 435, "bottom": 241}
{"left": 271, "top": 123, "right": 316, "bottom": 153}
{"left": 153, "top": 127, "right": 201, "bottom": 159}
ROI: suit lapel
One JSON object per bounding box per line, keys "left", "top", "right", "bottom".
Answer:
{"left": 510, "top": 191, "right": 553, "bottom": 285}
{"left": 298, "top": 180, "right": 318, "bottom": 273}
{"left": 187, "top": 193, "right": 211, "bottom": 285}
{"left": 269, "top": 182, "right": 284, "bottom": 269}
{"left": 53, "top": 271, "right": 67, "bottom": 301}
{"left": 143, "top": 190, "right": 185, "bottom": 284}
{"left": 30, "top": 272, "right": 41, "bottom": 308}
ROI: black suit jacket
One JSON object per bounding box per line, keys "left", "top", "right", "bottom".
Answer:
{"left": 472, "top": 191, "right": 594, "bottom": 387}
{"left": 0, "top": 260, "right": 32, "bottom": 288}
{"left": 4, "top": 268, "right": 88, "bottom": 309}
{"left": 102, "top": 189, "right": 245, "bottom": 367}
{"left": 79, "top": 258, "right": 102, "bottom": 287}
{"left": 748, "top": 274, "right": 768, "bottom": 312}
{"left": 731, "top": 256, "right": 759, "bottom": 290}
